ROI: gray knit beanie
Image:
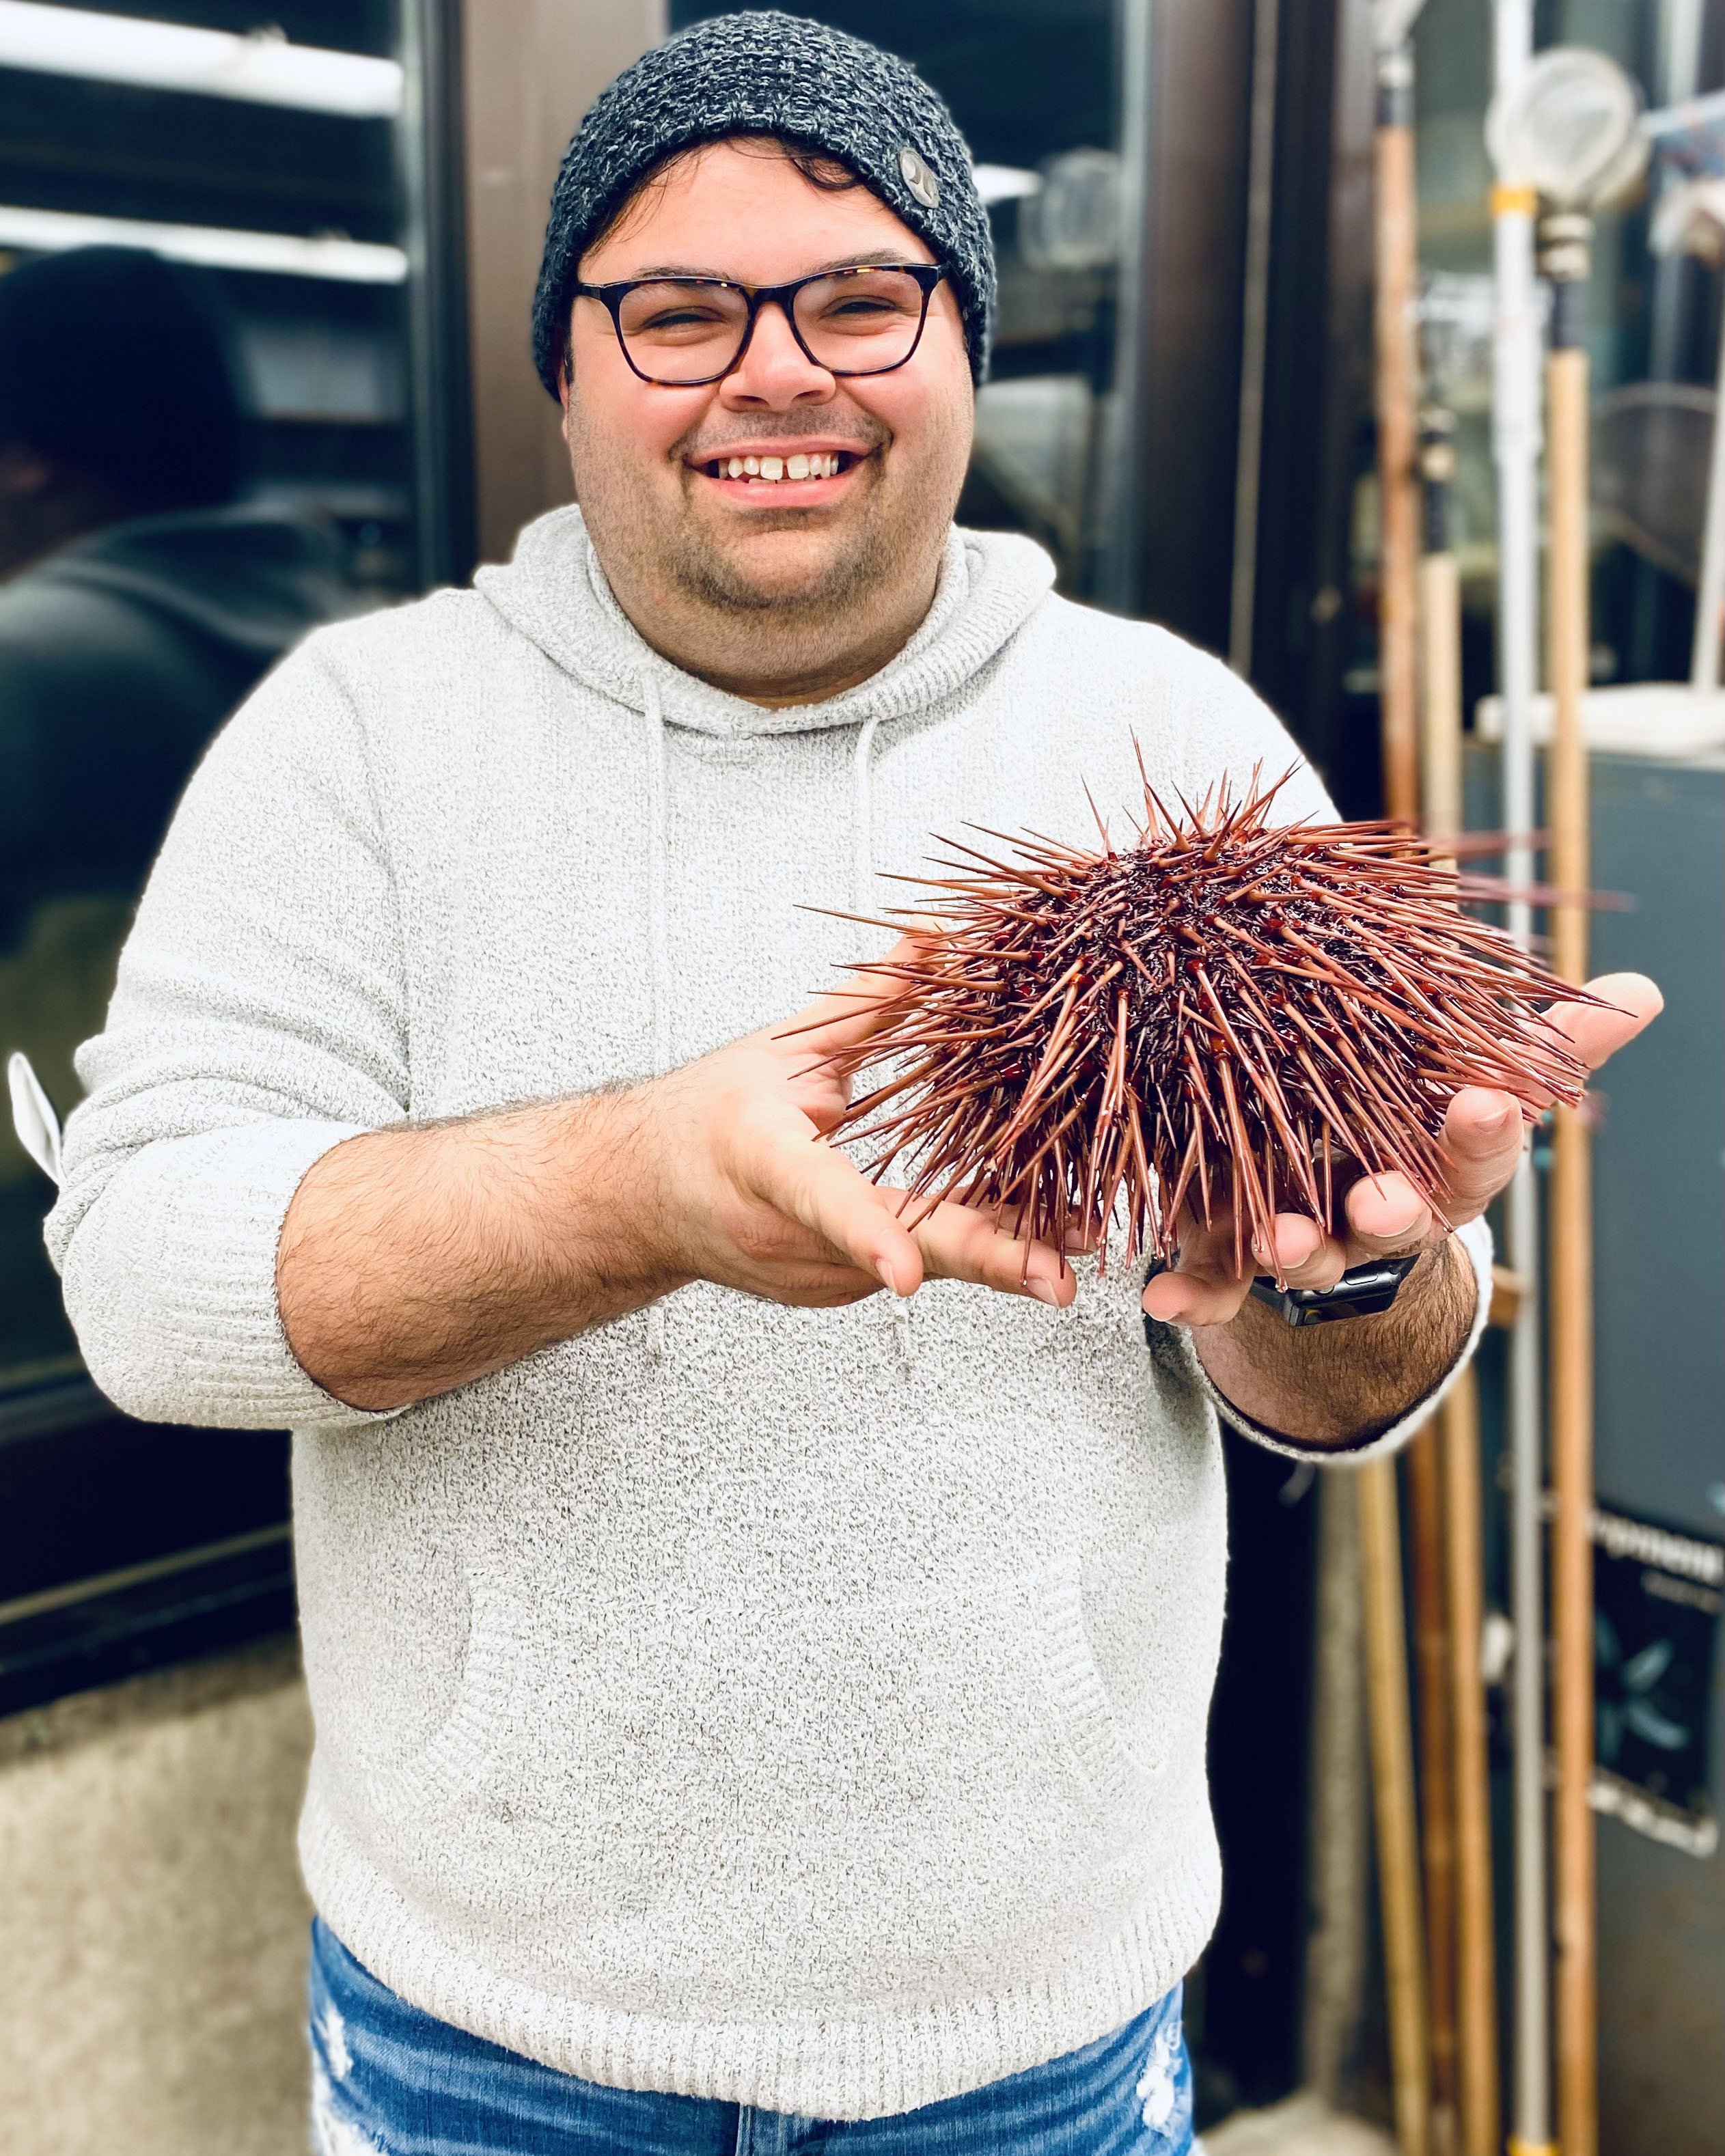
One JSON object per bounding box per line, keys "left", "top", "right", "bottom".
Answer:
{"left": 531, "top": 10, "right": 995, "bottom": 394}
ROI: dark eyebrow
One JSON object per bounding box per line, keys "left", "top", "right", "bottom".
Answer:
{"left": 612, "top": 248, "right": 929, "bottom": 281}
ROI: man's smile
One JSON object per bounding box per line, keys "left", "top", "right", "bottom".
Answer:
{"left": 686, "top": 441, "right": 874, "bottom": 503}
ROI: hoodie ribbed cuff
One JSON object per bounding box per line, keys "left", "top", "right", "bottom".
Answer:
{"left": 61, "top": 1118, "right": 400, "bottom": 1432}
{"left": 1160, "top": 1213, "right": 1495, "bottom": 1465}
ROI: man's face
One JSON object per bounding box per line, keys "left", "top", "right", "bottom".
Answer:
{"left": 560, "top": 139, "right": 975, "bottom": 672}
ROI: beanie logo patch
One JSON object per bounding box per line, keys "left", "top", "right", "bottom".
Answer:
{"left": 897, "top": 146, "right": 941, "bottom": 211}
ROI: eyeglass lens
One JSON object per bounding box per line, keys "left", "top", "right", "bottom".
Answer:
{"left": 612, "top": 269, "right": 930, "bottom": 383}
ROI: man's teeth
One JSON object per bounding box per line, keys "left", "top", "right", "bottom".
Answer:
{"left": 716, "top": 452, "right": 842, "bottom": 481}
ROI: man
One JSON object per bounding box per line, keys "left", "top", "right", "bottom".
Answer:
{"left": 45, "top": 14, "right": 1657, "bottom": 2153}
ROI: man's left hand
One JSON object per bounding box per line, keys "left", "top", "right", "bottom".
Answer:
{"left": 1142, "top": 971, "right": 1663, "bottom": 1328}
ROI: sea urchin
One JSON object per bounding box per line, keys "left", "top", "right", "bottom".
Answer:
{"left": 826, "top": 766, "right": 1592, "bottom": 1282}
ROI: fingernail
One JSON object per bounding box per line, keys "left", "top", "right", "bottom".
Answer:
{"left": 1029, "top": 1278, "right": 1061, "bottom": 1306}
{"left": 875, "top": 1258, "right": 900, "bottom": 1295}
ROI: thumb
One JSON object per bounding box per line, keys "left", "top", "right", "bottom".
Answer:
{"left": 772, "top": 926, "right": 942, "bottom": 1062}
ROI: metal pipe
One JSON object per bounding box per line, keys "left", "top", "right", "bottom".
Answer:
{"left": 397, "top": 0, "right": 476, "bottom": 591}
{"left": 1228, "top": 0, "right": 1281, "bottom": 676}
{"left": 1691, "top": 304, "right": 1725, "bottom": 689}
{"left": 1488, "top": 5, "right": 1551, "bottom": 2151}
{"left": 1641, "top": 81, "right": 1725, "bottom": 138}
{"left": 1370, "top": 31, "right": 1437, "bottom": 2153}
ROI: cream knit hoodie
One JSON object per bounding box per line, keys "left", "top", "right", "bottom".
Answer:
{"left": 46, "top": 510, "right": 1489, "bottom": 2120}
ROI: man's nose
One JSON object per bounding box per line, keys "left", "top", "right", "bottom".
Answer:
{"left": 719, "top": 298, "right": 836, "bottom": 409}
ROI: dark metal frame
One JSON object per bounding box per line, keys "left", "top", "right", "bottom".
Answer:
{"left": 397, "top": 0, "right": 477, "bottom": 590}
{"left": 0, "top": 1384, "right": 293, "bottom": 1716}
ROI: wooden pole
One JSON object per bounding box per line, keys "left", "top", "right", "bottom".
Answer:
{"left": 1370, "top": 43, "right": 1438, "bottom": 2156}
{"left": 1419, "top": 405, "right": 1502, "bottom": 2156}
{"left": 1409, "top": 1420, "right": 1459, "bottom": 2156}
{"left": 1303, "top": 1475, "right": 1372, "bottom": 2105}
{"left": 1417, "top": 551, "right": 1463, "bottom": 838}
{"left": 1542, "top": 212, "right": 1597, "bottom": 2156}
{"left": 1444, "top": 1368, "right": 1504, "bottom": 2156}
{"left": 1411, "top": 427, "right": 1462, "bottom": 2156}
{"left": 1375, "top": 60, "right": 1424, "bottom": 825}
{"left": 1362, "top": 1454, "right": 1433, "bottom": 2156}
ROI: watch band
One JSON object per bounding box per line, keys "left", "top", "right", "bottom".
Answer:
{"left": 1143, "top": 1250, "right": 1420, "bottom": 1331}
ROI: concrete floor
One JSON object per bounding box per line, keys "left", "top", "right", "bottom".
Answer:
{"left": 0, "top": 1637, "right": 314, "bottom": 2156}
{"left": 1205, "top": 2093, "right": 1397, "bottom": 2155}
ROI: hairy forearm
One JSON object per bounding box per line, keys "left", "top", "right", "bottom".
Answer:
{"left": 276, "top": 1090, "right": 688, "bottom": 1413}
{"left": 1191, "top": 1235, "right": 1477, "bottom": 1448}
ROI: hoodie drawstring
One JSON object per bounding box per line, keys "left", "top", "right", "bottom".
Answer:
{"left": 644, "top": 672, "right": 671, "bottom": 1363}
{"left": 852, "top": 717, "right": 913, "bottom": 1370}
{"left": 852, "top": 716, "right": 881, "bottom": 921}
{"left": 640, "top": 695, "right": 909, "bottom": 1371}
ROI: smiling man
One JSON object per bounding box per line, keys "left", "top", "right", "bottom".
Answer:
{"left": 44, "top": 13, "right": 1657, "bottom": 2156}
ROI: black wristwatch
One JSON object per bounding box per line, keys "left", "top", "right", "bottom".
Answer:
{"left": 1143, "top": 1251, "right": 1420, "bottom": 1332}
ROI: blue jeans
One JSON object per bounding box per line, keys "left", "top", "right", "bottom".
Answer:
{"left": 307, "top": 1918, "right": 1198, "bottom": 2155}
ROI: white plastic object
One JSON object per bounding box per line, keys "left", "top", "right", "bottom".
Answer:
{"left": 1486, "top": 46, "right": 1649, "bottom": 208}
{"left": 7, "top": 1051, "right": 62, "bottom": 1186}
{"left": 1650, "top": 174, "right": 1725, "bottom": 262}
{"left": 1373, "top": 0, "right": 1433, "bottom": 55}
{"left": 1474, "top": 679, "right": 1725, "bottom": 757}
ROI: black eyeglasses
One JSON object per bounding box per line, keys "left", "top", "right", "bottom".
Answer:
{"left": 570, "top": 263, "right": 949, "bottom": 387}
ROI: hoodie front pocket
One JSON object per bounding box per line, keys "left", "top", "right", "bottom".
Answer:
{"left": 1033, "top": 1552, "right": 1164, "bottom": 1807}
{"left": 358, "top": 1581, "right": 534, "bottom": 1820}
{"left": 361, "top": 1559, "right": 1171, "bottom": 2000}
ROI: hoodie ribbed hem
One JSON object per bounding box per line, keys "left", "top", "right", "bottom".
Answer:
{"left": 59, "top": 1117, "right": 392, "bottom": 1431}
{"left": 298, "top": 1786, "right": 1222, "bottom": 2123}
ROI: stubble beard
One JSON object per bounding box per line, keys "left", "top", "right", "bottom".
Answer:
{"left": 572, "top": 408, "right": 920, "bottom": 654}
{"left": 569, "top": 401, "right": 967, "bottom": 694}
{"left": 658, "top": 480, "right": 900, "bottom": 622}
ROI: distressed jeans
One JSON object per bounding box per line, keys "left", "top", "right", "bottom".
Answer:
{"left": 308, "top": 1918, "right": 1198, "bottom": 2155}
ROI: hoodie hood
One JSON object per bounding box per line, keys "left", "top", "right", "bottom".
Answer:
{"left": 472, "top": 505, "right": 1056, "bottom": 738}
{"left": 33, "top": 503, "right": 350, "bottom": 663}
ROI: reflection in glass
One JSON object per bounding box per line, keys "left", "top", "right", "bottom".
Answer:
{"left": 0, "top": 246, "right": 353, "bottom": 1382}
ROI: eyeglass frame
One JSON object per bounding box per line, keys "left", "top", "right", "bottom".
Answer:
{"left": 568, "top": 262, "right": 950, "bottom": 387}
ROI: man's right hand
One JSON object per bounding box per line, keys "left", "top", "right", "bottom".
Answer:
{"left": 278, "top": 937, "right": 1073, "bottom": 1411}
{"left": 634, "top": 940, "right": 1075, "bottom": 1310}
